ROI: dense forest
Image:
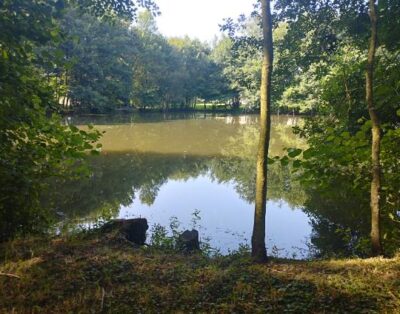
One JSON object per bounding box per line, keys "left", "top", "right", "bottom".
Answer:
{"left": 50, "top": 9, "right": 237, "bottom": 112}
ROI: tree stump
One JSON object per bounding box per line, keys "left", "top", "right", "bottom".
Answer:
{"left": 101, "top": 218, "right": 148, "bottom": 245}
{"left": 178, "top": 229, "right": 200, "bottom": 252}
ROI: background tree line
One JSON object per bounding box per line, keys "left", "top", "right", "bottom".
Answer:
{"left": 46, "top": 9, "right": 237, "bottom": 113}
{"left": 43, "top": 3, "right": 341, "bottom": 114}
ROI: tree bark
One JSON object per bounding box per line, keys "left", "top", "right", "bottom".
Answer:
{"left": 366, "top": 0, "right": 383, "bottom": 256}
{"left": 251, "top": 0, "right": 273, "bottom": 263}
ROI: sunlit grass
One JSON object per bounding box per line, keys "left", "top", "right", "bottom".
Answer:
{"left": 1, "top": 234, "right": 399, "bottom": 312}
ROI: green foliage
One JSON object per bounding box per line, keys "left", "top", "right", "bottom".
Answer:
{"left": 44, "top": 9, "right": 236, "bottom": 113}
{"left": 282, "top": 118, "right": 400, "bottom": 257}
{"left": 273, "top": 0, "right": 400, "bottom": 257}
{"left": 220, "top": 13, "right": 302, "bottom": 112}
{"left": 0, "top": 0, "right": 120, "bottom": 241}
{"left": 131, "top": 12, "right": 235, "bottom": 111}
{"left": 52, "top": 8, "right": 138, "bottom": 112}
{"left": 218, "top": 15, "right": 264, "bottom": 110}
{"left": 149, "top": 223, "right": 176, "bottom": 251}
{"left": 73, "top": 0, "right": 159, "bottom": 21}
{"left": 148, "top": 211, "right": 216, "bottom": 256}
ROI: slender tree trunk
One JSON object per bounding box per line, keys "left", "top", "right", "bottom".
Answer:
{"left": 366, "top": 0, "right": 382, "bottom": 256}
{"left": 342, "top": 69, "right": 353, "bottom": 120}
{"left": 251, "top": 0, "right": 273, "bottom": 263}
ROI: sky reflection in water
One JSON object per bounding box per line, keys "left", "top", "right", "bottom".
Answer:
{"left": 68, "top": 113, "right": 311, "bottom": 257}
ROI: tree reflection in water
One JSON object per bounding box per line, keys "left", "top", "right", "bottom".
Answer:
{"left": 43, "top": 114, "right": 399, "bottom": 257}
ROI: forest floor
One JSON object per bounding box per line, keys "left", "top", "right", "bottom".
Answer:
{"left": 1, "top": 231, "right": 399, "bottom": 313}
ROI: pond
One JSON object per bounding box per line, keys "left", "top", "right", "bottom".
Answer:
{"left": 50, "top": 113, "right": 312, "bottom": 257}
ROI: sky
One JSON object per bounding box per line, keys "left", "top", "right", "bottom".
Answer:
{"left": 154, "top": 0, "right": 255, "bottom": 42}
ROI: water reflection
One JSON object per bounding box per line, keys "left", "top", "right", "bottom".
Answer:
{"left": 304, "top": 177, "right": 378, "bottom": 258}
{"left": 48, "top": 152, "right": 311, "bottom": 255}
{"left": 71, "top": 113, "right": 303, "bottom": 157}
{"left": 54, "top": 113, "right": 398, "bottom": 257}
{"left": 48, "top": 114, "right": 312, "bottom": 256}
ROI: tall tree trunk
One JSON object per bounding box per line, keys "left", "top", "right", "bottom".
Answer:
{"left": 366, "top": 0, "right": 382, "bottom": 256}
{"left": 251, "top": 0, "right": 273, "bottom": 263}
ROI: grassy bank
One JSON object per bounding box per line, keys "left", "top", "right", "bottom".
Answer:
{"left": 1, "top": 232, "right": 399, "bottom": 313}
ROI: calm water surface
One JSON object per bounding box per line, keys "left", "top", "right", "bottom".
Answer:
{"left": 58, "top": 113, "right": 311, "bottom": 257}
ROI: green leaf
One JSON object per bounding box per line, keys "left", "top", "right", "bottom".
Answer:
{"left": 2, "top": 49, "right": 8, "bottom": 60}
{"left": 293, "top": 160, "right": 302, "bottom": 168}
{"left": 50, "top": 29, "right": 59, "bottom": 38}
{"left": 288, "top": 148, "right": 302, "bottom": 158}
{"left": 341, "top": 131, "right": 350, "bottom": 139}
{"left": 54, "top": 49, "right": 64, "bottom": 60}
{"left": 375, "top": 85, "right": 392, "bottom": 96}
{"left": 303, "top": 149, "right": 315, "bottom": 160}
{"left": 84, "top": 143, "right": 92, "bottom": 149}
{"left": 69, "top": 125, "right": 79, "bottom": 133}
{"left": 326, "top": 135, "right": 335, "bottom": 141}
{"left": 280, "top": 156, "right": 289, "bottom": 166}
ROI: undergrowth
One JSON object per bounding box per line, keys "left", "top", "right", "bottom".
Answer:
{"left": 0, "top": 228, "right": 399, "bottom": 313}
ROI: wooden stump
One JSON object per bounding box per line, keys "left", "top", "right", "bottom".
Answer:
{"left": 178, "top": 229, "right": 200, "bottom": 252}
{"left": 101, "top": 218, "right": 148, "bottom": 245}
